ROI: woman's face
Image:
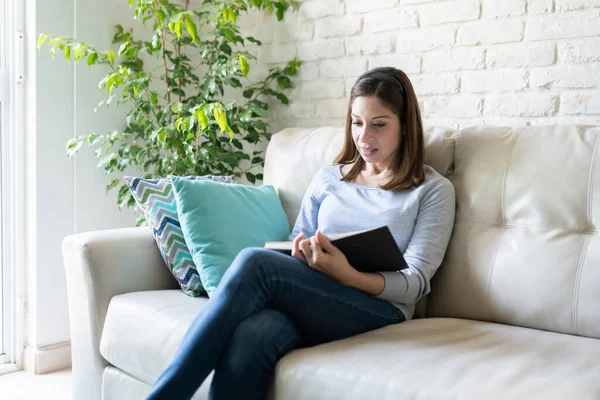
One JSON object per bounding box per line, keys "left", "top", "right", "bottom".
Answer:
{"left": 350, "top": 95, "right": 401, "bottom": 168}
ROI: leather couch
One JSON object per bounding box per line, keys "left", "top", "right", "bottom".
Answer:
{"left": 63, "top": 125, "right": 600, "bottom": 399}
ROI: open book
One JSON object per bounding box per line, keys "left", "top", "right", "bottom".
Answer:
{"left": 264, "top": 226, "right": 408, "bottom": 273}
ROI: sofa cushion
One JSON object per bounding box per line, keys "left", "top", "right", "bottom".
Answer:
{"left": 102, "top": 366, "right": 211, "bottom": 400}
{"left": 100, "top": 291, "right": 277, "bottom": 399}
{"left": 428, "top": 125, "right": 600, "bottom": 339}
{"left": 274, "top": 318, "right": 600, "bottom": 400}
{"left": 101, "top": 292, "right": 600, "bottom": 400}
{"left": 100, "top": 290, "right": 210, "bottom": 385}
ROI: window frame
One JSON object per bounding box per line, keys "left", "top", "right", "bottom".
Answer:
{"left": 0, "top": 0, "right": 26, "bottom": 373}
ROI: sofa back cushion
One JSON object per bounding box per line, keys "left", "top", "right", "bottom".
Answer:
{"left": 427, "top": 125, "right": 600, "bottom": 339}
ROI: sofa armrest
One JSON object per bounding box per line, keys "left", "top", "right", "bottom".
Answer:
{"left": 62, "top": 227, "right": 179, "bottom": 400}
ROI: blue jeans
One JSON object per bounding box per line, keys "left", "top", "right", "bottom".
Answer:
{"left": 146, "top": 247, "right": 405, "bottom": 400}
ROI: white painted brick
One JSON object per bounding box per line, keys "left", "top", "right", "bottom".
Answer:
{"left": 531, "top": 115, "right": 600, "bottom": 125}
{"left": 483, "top": 0, "right": 526, "bottom": 18}
{"left": 296, "top": 62, "right": 319, "bottom": 81}
{"left": 251, "top": 13, "right": 278, "bottom": 45}
{"left": 273, "top": 102, "right": 316, "bottom": 119}
{"left": 526, "top": 10, "right": 600, "bottom": 40}
{"left": 246, "top": 62, "right": 269, "bottom": 83}
{"left": 486, "top": 42, "right": 556, "bottom": 68}
{"left": 420, "top": 0, "right": 480, "bottom": 26}
{"left": 397, "top": 26, "right": 456, "bottom": 53}
{"left": 422, "top": 47, "right": 485, "bottom": 72}
{"left": 320, "top": 58, "right": 368, "bottom": 78}
{"left": 528, "top": 0, "right": 554, "bottom": 13}
{"left": 421, "top": 116, "right": 461, "bottom": 129}
{"left": 346, "top": 34, "right": 395, "bottom": 56}
{"left": 315, "top": 118, "right": 347, "bottom": 127}
{"left": 479, "top": 117, "right": 531, "bottom": 127}
{"left": 253, "top": 1, "right": 600, "bottom": 129}
{"left": 316, "top": 15, "right": 362, "bottom": 38}
{"left": 531, "top": 64, "right": 600, "bottom": 89}
{"left": 368, "top": 53, "right": 422, "bottom": 74}
{"left": 411, "top": 73, "right": 460, "bottom": 95}
{"left": 276, "top": 21, "right": 315, "bottom": 44}
{"left": 462, "top": 70, "right": 528, "bottom": 93}
{"left": 423, "top": 96, "right": 483, "bottom": 117}
{"left": 298, "top": 79, "right": 345, "bottom": 99}
{"left": 298, "top": 0, "right": 345, "bottom": 19}
{"left": 560, "top": 92, "right": 600, "bottom": 114}
{"left": 347, "top": 0, "right": 397, "bottom": 13}
{"left": 556, "top": 0, "right": 600, "bottom": 11}
{"left": 458, "top": 19, "right": 524, "bottom": 45}
{"left": 237, "top": 12, "right": 256, "bottom": 30}
{"left": 364, "top": 9, "right": 419, "bottom": 33}
{"left": 258, "top": 45, "right": 296, "bottom": 64}
{"left": 315, "top": 98, "right": 350, "bottom": 119}
{"left": 486, "top": 94, "right": 558, "bottom": 116}
{"left": 297, "top": 40, "right": 345, "bottom": 61}
{"left": 559, "top": 39, "right": 600, "bottom": 63}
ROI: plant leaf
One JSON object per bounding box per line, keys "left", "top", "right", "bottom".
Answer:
{"left": 87, "top": 52, "right": 98, "bottom": 67}
{"left": 213, "top": 104, "right": 229, "bottom": 133}
{"left": 106, "top": 178, "right": 120, "bottom": 192}
{"left": 238, "top": 55, "right": 250, "bottom": 78}
{"left": 64, "top": 45, "right": 71, "bottom": 62}
{"left": 37, "top": 34, "right": 49, "bottom": 50}
{"left": 184, "top": 16, "right": 199, "bottom": 44}
{"left": 175, "top": 20, "right": 183, "bottom": 39}
{"left": 193, "top": 106, "right": 208, "bottom": 131}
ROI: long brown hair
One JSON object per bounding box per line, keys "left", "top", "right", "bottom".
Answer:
{"left": 333, "top": 67, "right": 425, "bottom": 191}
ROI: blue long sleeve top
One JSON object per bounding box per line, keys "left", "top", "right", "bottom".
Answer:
{"left": 288, "top": 163, "right": 456, "bottom": 320}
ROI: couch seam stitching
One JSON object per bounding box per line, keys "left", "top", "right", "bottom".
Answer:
{"left": 486, "top": 228, "right": 505, "bottom": 322}
{"left": 587, "top": 132, "right": 600, "bottom": 232}
{"left": 453, "top": 218, "right": 598, "bottom": 233}
{"left": 502, "top": 128, "right": 522, "bottom": 225}
{"left": 572, "top": 234, "right": 591, "bottom": 336}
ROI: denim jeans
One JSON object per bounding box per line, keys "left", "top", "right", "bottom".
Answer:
{"left": 146, "top": 247, "right": 405, "bottom": 400}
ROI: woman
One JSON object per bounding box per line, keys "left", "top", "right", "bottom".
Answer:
{"left": 147, "top": 66, "right": 456, "bottom": 400}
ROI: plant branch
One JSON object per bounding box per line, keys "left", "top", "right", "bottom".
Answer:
{"left": 176, "top": 0, "right": 191, "bottom": 103}
{"left": 153, "top": 0, "right": 171, "bottom": 103}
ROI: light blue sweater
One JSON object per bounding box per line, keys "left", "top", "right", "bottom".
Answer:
{"left": 289, "top": 163, "right": 456, "bottom": 320}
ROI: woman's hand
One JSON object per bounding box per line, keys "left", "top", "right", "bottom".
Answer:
{"left": 298, "top": 231, "right": 359, "bottom": 286}
{"left": 291, "top": 232, "right": 309, "bottom": 264}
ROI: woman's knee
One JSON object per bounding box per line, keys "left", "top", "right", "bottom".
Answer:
{"left": 224, "top": 247, "right": 279, "bottom": 281}
{"left": 220, "top": 309, "right": 301, "bottom": 372}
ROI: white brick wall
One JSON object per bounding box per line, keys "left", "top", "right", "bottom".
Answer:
{"left": 240, "top": 0, "right": 600, "bottom": 130}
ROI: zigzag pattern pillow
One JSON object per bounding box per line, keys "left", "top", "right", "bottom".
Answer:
{"left": 124, "top": 175, "right": 236, "bottom": 296}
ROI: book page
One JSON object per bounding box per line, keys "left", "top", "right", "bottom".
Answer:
{"left": 265, "top": 226, "right": 380, "bottom": 249}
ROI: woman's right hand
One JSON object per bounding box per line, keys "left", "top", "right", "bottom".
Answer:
{"left": 292, "top": 232, "right": 308, "bottom": 264}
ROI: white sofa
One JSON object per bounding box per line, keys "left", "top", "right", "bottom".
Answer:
{"left": 63, "top": 125, "right": 600, "bottom": 400}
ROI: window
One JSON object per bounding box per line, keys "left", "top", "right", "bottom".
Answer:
{"left": 0, "top": 0, "right": 25, "bottom": 371}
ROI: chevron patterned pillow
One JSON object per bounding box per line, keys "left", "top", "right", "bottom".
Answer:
{"left": 124, "top": 175, "right": 236, "bottom": 296}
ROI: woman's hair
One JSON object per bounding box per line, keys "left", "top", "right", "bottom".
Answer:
{"left": 333, "top": 66, "right": 425, "bottom": 191}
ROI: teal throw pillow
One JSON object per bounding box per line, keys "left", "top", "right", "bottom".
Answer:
{"left": 171, "top": 176, "right": 290, "bottom": 296}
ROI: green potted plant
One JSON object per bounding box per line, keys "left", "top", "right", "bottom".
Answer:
{"left": 38, "top": 0, "right": 300, "bottom": 225}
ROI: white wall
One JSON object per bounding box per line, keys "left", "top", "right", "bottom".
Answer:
{"left": 25, "top": 0, "right": 137, "bottom": 364}
{"left": 240, "top": 0, "right": 600, "bottom": 131}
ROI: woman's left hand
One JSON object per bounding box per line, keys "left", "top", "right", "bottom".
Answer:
{"left": 299, "top": 231, "right": 359, "bottom": 286}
